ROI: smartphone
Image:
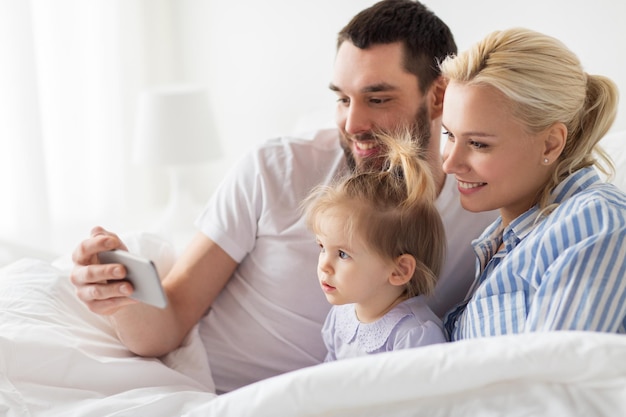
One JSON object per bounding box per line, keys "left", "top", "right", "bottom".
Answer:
{"left": 97, "top": 250, "right": 168, "bottom": 309}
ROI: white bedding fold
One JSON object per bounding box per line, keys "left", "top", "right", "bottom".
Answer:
{"left": 0, "top": 259, "right": 215, "bottom": 416}
{"left": 191, "top": 331, "right": 626, "bottom": 417}
{"left": 2, "top": 258, "right": 626, "bottom": 416}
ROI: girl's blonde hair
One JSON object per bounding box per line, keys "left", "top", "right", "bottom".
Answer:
{"left": 439, "top": 27, "right": 619, "bottom": 209}
{"left": 304, "top": 128, "right": 445, "bottom": 298}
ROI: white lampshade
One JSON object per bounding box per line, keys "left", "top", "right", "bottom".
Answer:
{"left": 133, "top": 84, "right": 220, "bottom": 166}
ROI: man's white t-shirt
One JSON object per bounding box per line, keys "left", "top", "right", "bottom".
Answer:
{"left": 195, "top": 128, "right": 497, "bottom": 393}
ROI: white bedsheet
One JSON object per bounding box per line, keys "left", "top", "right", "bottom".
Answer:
{"left": 0, "top": 258, "right": 216, "bottom": 416}
{"left": 1, "top": 258, "right": 626, "bottom": 416}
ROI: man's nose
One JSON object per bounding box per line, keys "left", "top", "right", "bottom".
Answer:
{"left": 343, "top": 102, "right": 371, "bottom": 135}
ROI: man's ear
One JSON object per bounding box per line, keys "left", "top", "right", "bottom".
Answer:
{"left": 542, "top": 122, "right": 567, "bottom": 164}
{"left": 389, "top": 254, "right": 416, "bottom": 287}
{"left": 427, "top": 76, "right": 446, "bottom": 120}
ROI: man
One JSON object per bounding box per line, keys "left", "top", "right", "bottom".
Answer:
{"left": 70, "top": 0, "right": 497, "bottom": 393}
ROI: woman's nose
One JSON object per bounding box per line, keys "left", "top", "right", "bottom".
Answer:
{"left": 442, "top": 139, "right": 465, "bottom": 174}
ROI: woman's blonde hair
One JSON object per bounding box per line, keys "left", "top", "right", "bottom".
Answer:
{"left": 439, "top": 27, "right": 619, "bottom": 208}
{"left": 303, "top": 128, "right": 445, "bottom": 298}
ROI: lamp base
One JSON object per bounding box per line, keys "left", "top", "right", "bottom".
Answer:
{"left": 154, "top": 167, "right": 203, "bottom": 255}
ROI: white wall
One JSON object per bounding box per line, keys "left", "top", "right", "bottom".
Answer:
{"left": 174, "top": 0, "right": 626, "bottom": 197}
{"left": 3, "top": 0, "right": 622, "bottom": 259}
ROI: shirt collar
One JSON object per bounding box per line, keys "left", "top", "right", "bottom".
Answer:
{"left": 474, "top": 167, "right": 602, "bottom": 258}
{"left": 334, "top": 300, "right": 415, "bottom": 352}
{"left": 548, "top": 166, "right": 601, "bottom": 205}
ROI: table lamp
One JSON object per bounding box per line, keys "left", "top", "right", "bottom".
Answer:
{"left": 132, "top": 84, "right": 221, "bottom": 242}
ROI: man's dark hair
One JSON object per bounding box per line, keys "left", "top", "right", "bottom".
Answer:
{"left": 338, "top": 0, "right": 457, "bottom": 93}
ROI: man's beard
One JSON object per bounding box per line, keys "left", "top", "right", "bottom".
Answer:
{"left": 339, "top": 104, "right": 431, "bottom": 172}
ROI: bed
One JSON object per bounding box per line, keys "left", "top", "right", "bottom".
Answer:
{"left": 1, "top": 130, "right": 625, "bottom": 416}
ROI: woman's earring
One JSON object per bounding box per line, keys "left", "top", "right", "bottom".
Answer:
{"left": 544, "top": 158, "right": 549, "bottom": 164}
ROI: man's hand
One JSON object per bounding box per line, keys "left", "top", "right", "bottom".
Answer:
{"left": 70, "top": 226, "right": 139, "bottom": 315}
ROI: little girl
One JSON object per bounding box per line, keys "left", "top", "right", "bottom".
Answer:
{"left": 304, "top": 130, "right": 447, "bottom": 361}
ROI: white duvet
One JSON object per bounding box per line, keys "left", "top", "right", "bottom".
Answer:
{"left": 1, "top": 257, "right": 626, "bottom": 416}
{"left": 0, "top": 258, "right": 216, "bottom": 416}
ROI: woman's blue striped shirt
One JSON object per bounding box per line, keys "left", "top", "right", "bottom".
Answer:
{"left": 446, "top": 167, "right": 626, "bottom": 340}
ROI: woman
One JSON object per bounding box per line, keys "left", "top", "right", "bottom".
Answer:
{"left": 440, "top": 28, "right": 626, "bottom": 340}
